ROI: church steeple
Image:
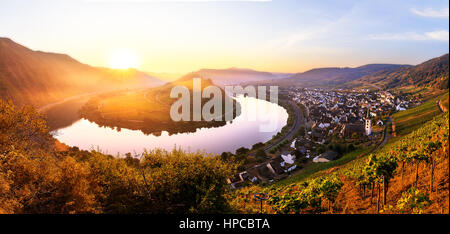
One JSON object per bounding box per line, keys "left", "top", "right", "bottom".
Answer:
{"left": 364, "top": 107, "right": 371, "bottom": 136}
{"left": 365, "top": 107, "right": 370, "bottom": 120}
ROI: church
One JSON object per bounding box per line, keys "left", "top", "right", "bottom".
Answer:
{"left": 364, "top": 108, "right": 372, "bottom": 136}
{"left": 340, "top": 108, "right": 372, "bottom": 138}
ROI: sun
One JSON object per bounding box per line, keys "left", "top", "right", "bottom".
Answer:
{"left": 108, "top": 49, "right": 139, "bottom": 69}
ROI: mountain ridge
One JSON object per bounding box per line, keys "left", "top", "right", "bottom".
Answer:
{"left": 272, "top": 63, "right": 412, "bottom": 87}
{"left": 349, "top": 54, "right": 449, "bottom": 90}
{"left": 0, "top": 37, "right": 165, "bottom": 107}
{"left": 178, "top": 67, "right": 290, "bottom": 86}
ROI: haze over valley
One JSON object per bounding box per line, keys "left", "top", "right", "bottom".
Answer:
{"left": 0, "top": 0, "right": 448, "bottom": 217}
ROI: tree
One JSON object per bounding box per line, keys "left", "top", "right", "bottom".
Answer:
{"left": 421, "top": 141, "right": 441, "bottom": 192}
{"left": 220, "top": 152, "right": 232, "bottom": 162}
{"left": 251, "top": 142, "right": 265, "bottom": 150}
{"left": 374, "top": 154, "right": 398, "bottom": 206}
{"left": 358, "top": 153, "right": 397, "bottom": 210}
{"left": 396, "top": 141, "right": 409, "bottom": 186}
{"left": 347, "top": 143, "right": 355, "bottom": 152}
{"left": 140, "top": 149, "right": 236, "bottom": 213}
{"left": 255, "top": 149, "right": 267, "bottom": 163}
{"left": 0, "top": 100, "right": 53, "bottom": 154}
{"left": 396, "top": 187, "right": 431, "bottom": 214}
{"left": 236, "top": 147, "right": 250, "bottom": 155}
{"left": 406, "top": 147, "right": 428, "bottom": 186}
{"left": 318, "top": 176, "right": 343, "bottom": 213}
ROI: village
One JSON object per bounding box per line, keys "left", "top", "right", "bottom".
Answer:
{"left": 227, "top": 87, "right": 420, "bottom": 189}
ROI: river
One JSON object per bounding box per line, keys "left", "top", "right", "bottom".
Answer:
{"left": 45, "top": 95, "right": 288, "bottom": 156}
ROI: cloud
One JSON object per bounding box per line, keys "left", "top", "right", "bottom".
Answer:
{"left": 425, "top": 30, "right": 450, "bottom": 41}
{"left": 410, "top": 7, "right": 449, "bottom": 18}
{"left": 264, "top": 4, "right": 363, "bottom": 50}
{"left": 369, "top": 30, "right": 449, "bottom": 41}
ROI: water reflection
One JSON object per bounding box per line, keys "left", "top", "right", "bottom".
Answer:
{"left": 51, "top": 96, "right": 288, "bottom": 155}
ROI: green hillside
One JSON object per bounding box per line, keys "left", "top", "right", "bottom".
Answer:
{"left": 230, "top": 98, "right": 449, "bottom": 214}
{"left": 392, "top": 92, "right": 447, "bottom": 136}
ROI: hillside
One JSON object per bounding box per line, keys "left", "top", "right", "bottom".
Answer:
{"left": 0, "top": 37, "right": 164, "bottom": 107}
{"left": 179, "top": 67, "right": 290, "bottom": 86}
{"left": 79, "top": 77, "right": 240, "bottom": 135}
{"left": 253, "top": 64, "right": 410, "bottom": 87}
{"left": 2, "top": 89, "right": 447, "bottom": 214}
{"left": 0, "top": 99, "right": 235, "bottom": 214}
{"left": 230, "top": 111, "right": 448, "bottom": 214}
{"left": 350, "top": 54, "right": 449, "bottom": 90}
{"left": 391, "top": 93, "right": 444, "bottom": 136}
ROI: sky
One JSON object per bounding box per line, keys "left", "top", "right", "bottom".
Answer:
{"left": 0, "top": 0, "right": 448, "bottom": 74}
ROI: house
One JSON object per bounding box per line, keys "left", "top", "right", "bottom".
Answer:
{"left": 297, "top": 146, "right": 307, "bottom": 155}
{"left": 290, "top": 139, "right": 296, "bottom": 149}
{"left": 281, "top": 154, "right": 295, "bottom": 164}
{"left": 341, "top": 123, "right": 365, "bottom": 138}
{"left": 286, "top": 165, "right": 297, "bottom": 172}
{"left": 396, "top": 105, "right": 406, "bottom": 111}
{"left": 267, "top": 158, "right": 285, "bottom": 175}
{"left": 311, "top": 130, "right": 323, "bottom": 141}
{"left": 227, "top": 171, "right": 249, "bottom": 189}
{"left": 313, "top": 151, "right": 339, "bottom": 163}
{"left": 246, "top": 167, "right": 262, "bottom": 182}
{"left": 318, "top": 123, "right": 330, "bottom": 128}
{"left": 257, "top": 164, "right": 276, "bottom": 180}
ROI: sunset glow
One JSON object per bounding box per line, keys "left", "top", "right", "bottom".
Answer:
{"left": 1, "top": 0, "right": 447, "bottom": 74}
{"left": 0, "top": 0, "right": 448, "bottom": 218}
{"left": 108, "top": 49, "right": 139, "bottom": 69}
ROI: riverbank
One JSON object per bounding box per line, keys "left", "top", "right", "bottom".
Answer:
{"left": 38, "top": 92, "right": 98, "bottom": 113}
{"left": 51, "top": 95, "right": 288, "bottom": 156}
{"left": 78, "top": 79, "right": 243, "bottom": 136}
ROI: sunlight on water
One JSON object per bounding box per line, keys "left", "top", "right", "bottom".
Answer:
{"left": 52, "top": 96, "right": 288, "bottom": 155}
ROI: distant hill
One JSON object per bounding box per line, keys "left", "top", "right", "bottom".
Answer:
{"left": 179, "top": 67, "right": 290, "bottom": 86}
{"left": 79, "top": 77, "right": 240, "bottom": 135}
{"left": 260, "top": 64, "right": 411, "bottom": 87}
{"left": 350, "top": 54, "right": 449, "bottom": 90}
{"left": 146, "top": 71, "right": 182, "bottom": 82}
{"left": 0, "top": 37, "right": 164, "bottom": 107}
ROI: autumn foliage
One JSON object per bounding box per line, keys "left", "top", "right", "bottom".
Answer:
{"left": 0, "top": 100, "right": 235, "bottom": 214}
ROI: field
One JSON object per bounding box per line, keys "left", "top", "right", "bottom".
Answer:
{"left": 274, "top": 146, "right": 375, "bottom": 187}
{"left": 392, "top": 92, "right": 447, "bottom": 136}
{"left": 440, "top": 92, "right": 449, "bottom": 111}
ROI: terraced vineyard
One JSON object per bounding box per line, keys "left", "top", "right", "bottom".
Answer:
{"left": 392, "top": 92, "right": 447, "bottom": 136}
{"left": 230, "top": 100, "right": 449, "bottom": 214}
{"left": 440, "top": 92, "right": 449, "bottom": 111}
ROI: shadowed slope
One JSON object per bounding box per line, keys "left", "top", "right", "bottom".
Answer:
{"left": 0, "top": 37, "right": 164, "bottom": 107}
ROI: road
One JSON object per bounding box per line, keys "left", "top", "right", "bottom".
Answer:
{"left": 146, "top": 92, "right": 305, "bottom": 153}
{"left": 375, "top": 116, "right": 392, "bottom": 150}
{"left": 437, "top": 99, "right": 447, "bottom": 112}
{"left": 37, "top": 92, "right": 98, "bottom": 113}
{"left": 264, "top": 100, "right": 304, "bottom": 153}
